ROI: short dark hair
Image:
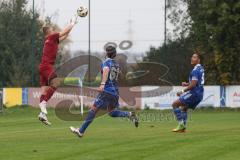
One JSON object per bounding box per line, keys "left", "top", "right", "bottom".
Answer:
{"left": 193, "top": 51, "right": 203, "bottom": 63}
{"left": 106, "top": 46, "right": 117, "bottom": 58}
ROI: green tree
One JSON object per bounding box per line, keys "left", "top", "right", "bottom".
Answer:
{"left": 189, "top": 0, "right": 240, "bottom": 85}
{"left": 0, "top": 0, "right": 71, "bottom": 87}
{"left": 143, "top": 0, "right": 240, "bottom": 85}
{"left": 143, "top": 38, "right": 194, "bottom": 85}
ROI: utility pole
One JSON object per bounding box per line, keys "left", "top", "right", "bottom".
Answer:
{"left": 127, "top": 10, "right": 134, "bottom": 53}
{"left": 164, "top": 0, "right": 167, "bottom": 46}
{"left": 88, "top": 0, "right": 91, "bottom": 84}
{"left": 31, "top": 0, "right": 35, "bottom": 86}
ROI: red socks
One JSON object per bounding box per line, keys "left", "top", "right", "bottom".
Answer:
{"left": 40, "top": 95, "right": 45, "bottom": 103}
{"left": 41, "top": 86, "right": 57, "bottom": 102}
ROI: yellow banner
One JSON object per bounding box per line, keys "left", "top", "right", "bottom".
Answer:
{"left": 4, "top": 88, "right": 22, "bottom": 108}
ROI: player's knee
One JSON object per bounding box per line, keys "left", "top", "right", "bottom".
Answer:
{"left": 172, "top": 101, "right": 178, "bottom": 109}
{"left": 90, "top": 105, "right": 98, "bottom": 113}
{"left": 50, "top": 81, "right": 59, "bottom": 88}
{"left": 181, "top": 106, "right": 188, "bottom": 112}
{"left": 41, "top": 86, "right": 49, "bottom": 95}
{"left": 50, "top": 78, "right": 63, "bottom": 88}
{"left": 172, "top": 99, "right": 183, "bottom": 109}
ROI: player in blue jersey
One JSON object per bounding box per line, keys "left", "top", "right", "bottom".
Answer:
{"left": 70, "top": 46, "right": 139, "bottom": 137}
{"left": 172, "top": 53, "right": 205, "bottom": 133}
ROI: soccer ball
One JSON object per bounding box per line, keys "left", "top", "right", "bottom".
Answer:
{"left": 77, "top": 6, "right": 88, "bottom": 17}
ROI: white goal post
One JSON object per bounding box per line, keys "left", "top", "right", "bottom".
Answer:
{"left": 0, "top": 89, "right": 3, "bottom": 113}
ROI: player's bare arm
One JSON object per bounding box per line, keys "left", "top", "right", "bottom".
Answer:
{"left": 177, "top": 80, "right": 198, "bottom": 96}
{"left": 98, "top": 67, "right": 110, "bottom": 92}
{"left": 59, "top": 15, "right": 79, "bottom": 42}
{"left": 59, "top": 34, "right": 69, "bottom": 42}
{"left": 59, "top": 15, "right": 78, "bottom": 37}
{"left": 59, "top": 24, "right": 74, "bottom": 38}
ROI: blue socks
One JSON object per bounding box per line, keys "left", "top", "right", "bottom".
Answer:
{"left": 173, "top": 108, "right": 188, "bottom": 126}
{"left": 181, "top": 110, "right": 188, "bottom": 126}
{"left": 79, "top": 110, "right": 96, "bottom": 134}
{"left": 173, "top": 108, "right": 183, "bottom": 123}
{"left": 109, "top": 110, "right": 129, "bottom": 118}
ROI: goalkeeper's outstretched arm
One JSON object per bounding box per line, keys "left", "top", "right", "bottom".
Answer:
{"left": 59, "top": 15, "right": 78, "bottom": 38}
{"left": 59, "top": 34, "right": 69, "bottom": 42}
{"left": 59, "top": 24, "right": 74, "bottom": 38}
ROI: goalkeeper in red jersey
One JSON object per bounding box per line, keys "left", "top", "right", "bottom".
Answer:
{"left": 38, "top": 16, "right": 78, "bottom": 125}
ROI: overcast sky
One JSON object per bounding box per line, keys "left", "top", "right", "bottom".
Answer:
{"left": 29, "top": 0, "right": 166, "bottom": 54}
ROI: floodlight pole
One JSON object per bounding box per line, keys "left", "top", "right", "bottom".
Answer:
{"left": 31, "top": 0, "right": 35, "bottom": 86}
{"left": 164, "top": 0, "right": 167, "bottom": 46}
{"left": 88, "top": 0, "right": 91, "bottom": 84}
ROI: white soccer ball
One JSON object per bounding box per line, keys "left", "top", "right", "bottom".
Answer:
{"left": 77, "top": 6, "right": 88, "bottom": 17}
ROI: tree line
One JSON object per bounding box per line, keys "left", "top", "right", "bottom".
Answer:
{"left": 0, "top": 0, "right": 70, "bottom": 87}
{"left": 143, "top": 0, "right": 240, "bottom": 85}
{"left": 0, "top": 0, "right": 239, "bottom": 87}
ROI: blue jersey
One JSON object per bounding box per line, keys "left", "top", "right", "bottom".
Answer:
{"left": 101, "top": 58, "right": 120, "bottom": 96}
{"left": 188, "top": 64, "right": 205, "bottom": 96}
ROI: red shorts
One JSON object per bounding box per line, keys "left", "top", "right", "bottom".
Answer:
{"left": 39, "top": 64, "right": 57, "bottom": 86}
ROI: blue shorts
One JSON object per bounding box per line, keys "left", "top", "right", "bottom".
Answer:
{"left": 94, "top": 92, "right": 119, "bottom": 109}
{"left": 179, "top": 92, "right": 203, "bottom": 109}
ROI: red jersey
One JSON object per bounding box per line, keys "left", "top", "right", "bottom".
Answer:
{"left": 40, "top": 33, "right": 60, "bottom": 66}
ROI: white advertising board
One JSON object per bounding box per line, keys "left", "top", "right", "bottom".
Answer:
{"left": 141, "top": 86, "right": 221, "bottom": 109}
{"left": 226, "top": 86, "right": 240, "bottom": 108}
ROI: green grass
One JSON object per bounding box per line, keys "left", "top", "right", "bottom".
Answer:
{"left": 0, "top": 107, "right": 240, "bottom": 160}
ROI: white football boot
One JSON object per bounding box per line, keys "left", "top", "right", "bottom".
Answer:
{"left": 70, "top": 126, "right": 84, "bottom": 137}
{"left": 38, "top": 101, "right": 51, "bottom": 125}
{"left": 38, "top": 112, "right": 51, "bottom": 126}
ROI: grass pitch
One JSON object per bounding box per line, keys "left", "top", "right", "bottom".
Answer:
{"left": 0, "top": 107, "right": 240, "bottom": 160}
